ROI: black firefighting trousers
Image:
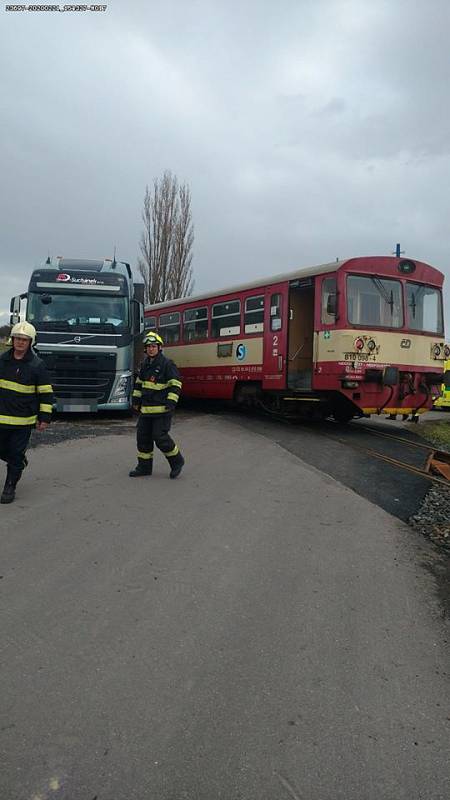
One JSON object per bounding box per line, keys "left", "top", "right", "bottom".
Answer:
{"left": 136, "top": 413, "right": 182, "bottom": 468}
{"left": 0, "top": 427, "right": 31, "bottom": 482}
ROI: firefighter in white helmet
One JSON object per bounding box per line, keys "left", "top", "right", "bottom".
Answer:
{"left": 0, "top": 322, "right": 54, "bottom": 504}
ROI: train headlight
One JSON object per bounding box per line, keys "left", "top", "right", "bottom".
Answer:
{"left": 367, "top": 338, "right": 376, "bottom": 351}
{"left": 432, "top": 344, "right": 442, "bottom": 358}
{"left": 355, "top": 337, "right": 365, "bottom": 351}
{"left": 444, "top": 345, "right": 450, "bottom": 359}
{"left": 398, "top": 260, "right": 416, "bottom": 274}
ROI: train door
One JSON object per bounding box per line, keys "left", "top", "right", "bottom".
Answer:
{"left": 287, "top": 278, "right": 315, "bottom": 390}
{"left": 262, "top": 282, "right": 289, "bottom": 390}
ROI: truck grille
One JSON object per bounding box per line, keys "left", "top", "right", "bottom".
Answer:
{"left": 39, "top": 352, "right": 117, "bottom": 404}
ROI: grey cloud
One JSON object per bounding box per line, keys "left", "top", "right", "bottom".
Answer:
{"left": 0, "top": 0, "right": 449, "bottom": 329}
{"left": 312, "top": 98, "right": 347, "bottom": 116}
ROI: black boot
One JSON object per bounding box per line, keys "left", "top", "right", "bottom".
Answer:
{"left": 1, "top": 478, "right": 16, "bottom": 504}
{"left": 168, "top": 453, "right": 185, "bottom": 480}
{"left": 1, "top": 468, "right": 21, "bottom": 504}
{"left": 129, "top": 458, "right": 153, "bottom": 478}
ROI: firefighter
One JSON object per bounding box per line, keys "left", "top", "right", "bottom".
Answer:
{"left": 0, "top": 322, "right": 54, "bottom": 504}
{"left": 129, "top": 331, "right": 184, "bottom": 479}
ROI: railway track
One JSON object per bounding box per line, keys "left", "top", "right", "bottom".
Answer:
{"left": 255, "top": 407, "right": 450, "bottom": 487}
{"left": 348, "top": 422, "right": 450, "bottom": 485}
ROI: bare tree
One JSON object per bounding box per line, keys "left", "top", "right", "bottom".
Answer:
{"left": 168, "top": 183, "right": 194, "bottom": 299}
{"left": 138, "top": 171, "right": 194, "bottom": 304}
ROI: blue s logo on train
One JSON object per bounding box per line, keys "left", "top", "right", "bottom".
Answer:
{"left": 236, "top": 344, "right": 247, "bottom": 361}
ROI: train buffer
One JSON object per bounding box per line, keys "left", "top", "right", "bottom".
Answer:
{"left": 426, "top": 449, "right": 450, "bottom": 481}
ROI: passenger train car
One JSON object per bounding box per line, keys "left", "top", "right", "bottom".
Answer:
{"left": 144, "top": 256, "right": 448, "bottom": 422}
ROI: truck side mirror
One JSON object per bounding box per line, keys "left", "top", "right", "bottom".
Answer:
{"left": 132, "top": 300, "right": 144, "bottom": 335}
{"left": 10, "top": 295, "right": 22, "bottom": 325}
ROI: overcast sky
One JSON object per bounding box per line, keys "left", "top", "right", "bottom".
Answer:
{"left": 1, "top": 0, "right": 449, "bottom": 331}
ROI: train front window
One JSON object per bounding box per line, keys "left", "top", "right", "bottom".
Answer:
{"left": 347, "top": 275, "right": 403, "bottom": 328}
{"left": 406, "top": 283, "right": 443, "bottom": 334}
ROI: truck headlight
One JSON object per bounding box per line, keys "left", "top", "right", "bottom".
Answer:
{"left": 111, "top": 373, "right": 131, "bottom": 401}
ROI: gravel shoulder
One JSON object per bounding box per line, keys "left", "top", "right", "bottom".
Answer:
{"left": 407, "top": 416, "right": 450, "bottom": 554}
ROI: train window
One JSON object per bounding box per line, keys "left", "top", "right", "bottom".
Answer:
{"left": 406, "top": 283, "right": 443, "bottom": 334}
{"left": 244, "top": 296, "right": 264, "bottom": 333}
{"left": 184, "top": 306, "right": 208, "bottom": 341}
{"left": 321, "top": 277, "right": 337, "bottom": 324}
{"left": 159, "top": 311, "right": 181, "bottom": 343}
{"left": 212, "top": 300, "right": 241, "bottom": 337}
{"left": 270, "top": 293, "right": 282, "bottom": 331}
{"left": 144, "top": 315, "right": 157, "bottom": 331}
{"left": 347, "top": 276, "right": 403, "bottom": 328}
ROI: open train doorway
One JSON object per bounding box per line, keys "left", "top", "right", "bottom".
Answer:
{"left": 287, "top": 279, "right": 315, "bottom": 390}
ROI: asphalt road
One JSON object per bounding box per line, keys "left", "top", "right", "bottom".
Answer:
{"left": 26, "top": 407, "right": 447, "bottom": 524}
{"left": 1, "top": 414, "right": 449, "bottom": 799}
{"left": 226, "top": 413, "right": 434, "bottom": 522}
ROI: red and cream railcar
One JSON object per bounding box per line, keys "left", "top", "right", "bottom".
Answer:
{"left": 144, "top": 256, "right": 447, "bottom": 422}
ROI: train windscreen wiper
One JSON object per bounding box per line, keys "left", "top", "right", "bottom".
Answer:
{"left": 370, "top": 277, "right": 394, "bottom": 315}
{"left": 409, "top": 285, "right": 425, "bottom": 319}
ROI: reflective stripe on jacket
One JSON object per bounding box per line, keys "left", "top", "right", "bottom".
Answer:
{"left": 132, "top": 351, "right": 182, "bottom": 416}
{"left": 0, "top": 348, "right": 54, "bottom": 428}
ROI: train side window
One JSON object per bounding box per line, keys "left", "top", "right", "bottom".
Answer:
{"left": 159, "top": 311, "right": 181, "bottom": 344}
{"left": 212, "top": 300, "right": 241, "bottom": 337}
{"left": 144, "top": 315, "right": 157, "bottom": 331}
{"left": 184, "top": 306, "right": 208, "bottom": 341}
{"left": 245, "top": 295, "right": 264, "bottom": 333}
{"left": 270, "top": 293, "right": 282, "bottom": 331}
{"left": 322, "top": 277, "right": 337, "bottom": 324}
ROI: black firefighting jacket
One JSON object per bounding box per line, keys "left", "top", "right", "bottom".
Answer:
{"left": 0, "top": 347, "right": 54, "bottom": 428}
{"left": 132, "top": 351, "right": 182, "bottom": 416}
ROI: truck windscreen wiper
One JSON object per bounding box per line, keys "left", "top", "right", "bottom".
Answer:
{"left": 37, "top": 320, "right": 71, "bottom": 329}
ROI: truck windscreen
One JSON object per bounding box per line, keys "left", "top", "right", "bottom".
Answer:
{"left": 27, "top": 293, "right": 130, "bottom": 332}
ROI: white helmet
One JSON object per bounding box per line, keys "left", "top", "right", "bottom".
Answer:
{"left": 10, "top": 321, "right": 36, "bottom": 344}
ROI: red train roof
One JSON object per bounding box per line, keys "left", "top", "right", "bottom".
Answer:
{"left": 145, "top": 255, "right": 443, "bottom": 311}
